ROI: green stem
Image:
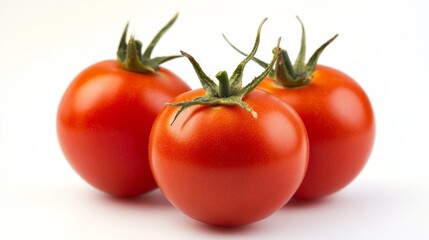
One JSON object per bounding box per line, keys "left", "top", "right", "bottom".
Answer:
{"left": 216, "top": 71, "right": 231, "bottom": 97}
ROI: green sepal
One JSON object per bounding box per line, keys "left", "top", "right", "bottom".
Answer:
{"left": 293, "top": 16, "right": 307, "bottom": 72}
{"left": 116, "top": 13, "right": 181, "bottom": 73}
{"left": 167, "top": 19, "right": 281, "bottom": 125}
{"left": 224, "top": 16, "right": 338, "bottom": 88}
{"left": 222, "top": 33, "right": 269, "bottom": 70}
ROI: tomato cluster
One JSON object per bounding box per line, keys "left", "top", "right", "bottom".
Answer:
{"left": 57, "top": 15, "right": 375, "bottom": 227}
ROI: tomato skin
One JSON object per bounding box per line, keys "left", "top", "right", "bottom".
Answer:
{"left": 57, "top": 60, "right": 191, "bottom": 197}
{"left": 149, "top": 88, "right": 309, "bottom": 226}
{"left": 258, "top": 65, "right": 375, "bottom": 199}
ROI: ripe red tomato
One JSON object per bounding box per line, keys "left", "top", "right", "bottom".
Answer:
{"left": 225, "top": 17, "right": 375, "bottom": 199}
{"left": 149, "top": 88, "right": 308, "bottom": 226}
{"left": 149, "top": 19, "right": 309, "bottom": 226}
{"left": 57, "top": 61, "right": 190, "bottom": 197}
{"left": 57, "top": 14, "right": 191, "bottom": 197}
{"left": 259, "top": 65, "right": 375, "bottom": 199}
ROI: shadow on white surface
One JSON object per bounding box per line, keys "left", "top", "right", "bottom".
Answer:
{"left": 98, "top": 188, "right": 173, "bottom": 210}
{"left": 1, "top": 177, "right": 428, "bottom": 239}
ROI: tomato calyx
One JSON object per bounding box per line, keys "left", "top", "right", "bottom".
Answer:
{"left": 167, "top": 18, "right": 281, "bottom": 125}
{"left": 116, "top": 13, "right": 181, "bottom": 73}
{"left": 224, "top": 16, "right": 338, "bottom": 88}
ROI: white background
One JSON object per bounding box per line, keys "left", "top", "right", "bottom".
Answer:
{"left": 1, "top": 0, "right": 428, "bottom": 239}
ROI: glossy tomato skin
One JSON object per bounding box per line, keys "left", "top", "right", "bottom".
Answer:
{"left": 258, "top": 65, "right": 375, "bottom": 199}
{"left": 149, "top": 88, "right": 309, "bottom": 226}
{"left": 57, "top": 60, "right": 191, "bottom": 197}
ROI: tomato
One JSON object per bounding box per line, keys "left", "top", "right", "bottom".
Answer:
{"left": 259, "top": 65, "right": 375, "bottom": 199}
{"left": 57, "top": 14, "right": 191, "bottom": 197}
{"left": 149, "top": 88, "right": 308, "bottom": 226}
{"left": 249, "top": 18, "right": 375, "bottom": 199}
{"left": 149, "top": 19, "right": 309, "bottom": 226}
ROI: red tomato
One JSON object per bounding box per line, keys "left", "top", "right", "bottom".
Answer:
{"left": 57, "top": 60, "right": 190, "bottom": 197}
{"left": 258, "top": 65, "right": 375, "bottom": 199}
{"left": 224, "top": 17, "right": 376, "bottom": 199}
{"left": 149, "top": 88, "right": 309, "bottom": 226}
